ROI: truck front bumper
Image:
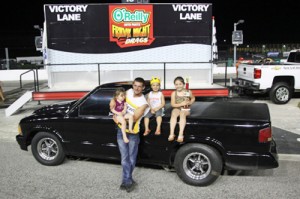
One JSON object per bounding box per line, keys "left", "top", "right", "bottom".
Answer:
{"left": 16, "top": 135, "right": 28, "bottom": 151}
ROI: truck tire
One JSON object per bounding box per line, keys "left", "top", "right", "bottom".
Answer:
{"left": 174, "top": 143, "right": 222, "bottom": 186}
{"left": 31, "top": 132, "right": 65, "bottom": 166}
{"left": 269, "top": 82, "right": 292, "bottom": 104}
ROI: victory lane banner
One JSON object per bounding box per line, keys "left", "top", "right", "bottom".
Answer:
{"left": 44, "top": 3, "right": 212, "bottom": 53}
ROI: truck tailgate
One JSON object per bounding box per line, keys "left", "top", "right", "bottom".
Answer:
{"left": 237, "top": 64, "right": 255, "bottom": 81}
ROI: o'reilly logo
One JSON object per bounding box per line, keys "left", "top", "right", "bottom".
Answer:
{"left": 112, "top": 8, "right": 150, "bottom": 24}
{"left": 109, "top": 5, "right": 155, "bottom": 48}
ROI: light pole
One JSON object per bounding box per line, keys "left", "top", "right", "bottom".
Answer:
{"left": 262, "top": 45, "right": 266, "bottom": 54}
{"left": 33, "top": 25, "right": 43, "bottom": 36}
{"left": 232, "top": 19, "right": 244, "bottom": 71}
{"left": 282, "top": 44, "right": 286, "bottom": 53}
{"left": 33, "top": 25, "right": 43, "bottom": 52}
{"left": 33, "top": 25, "right": 44, "bottom": 97}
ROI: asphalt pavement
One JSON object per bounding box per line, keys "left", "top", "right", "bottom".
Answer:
{"left": 0, "top": 140, "right": 300, "bottom": 199}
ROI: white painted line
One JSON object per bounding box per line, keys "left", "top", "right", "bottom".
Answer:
{"left": 297, "top": 138, "right": 300, "bottom": 142}
{"left": 279, "top": 154, "right": 300, "bottom": 162}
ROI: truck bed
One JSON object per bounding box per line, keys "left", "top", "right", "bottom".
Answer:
{"left": 189, "top": 101, "right": 270, "bottom": 122}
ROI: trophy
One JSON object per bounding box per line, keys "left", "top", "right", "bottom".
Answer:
{"left": 182, "top": 77, "right": 191, "bottom": 110}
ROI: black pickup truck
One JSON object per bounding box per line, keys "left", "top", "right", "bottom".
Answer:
{"left": 16, "top": 82, "right": 278, "bottom": 186}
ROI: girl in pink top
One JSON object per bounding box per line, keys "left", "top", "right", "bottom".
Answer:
{"left": 110, "top": 88, "right": 134, "bottom": 143}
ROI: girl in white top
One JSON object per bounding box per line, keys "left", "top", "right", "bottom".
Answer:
{"left": 143, "top": 77, "right": 165, "bottom": 136}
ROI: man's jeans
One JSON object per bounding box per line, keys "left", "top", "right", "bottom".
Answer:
{"left": 117, "top": 128, "right": 140, "bottom": 185}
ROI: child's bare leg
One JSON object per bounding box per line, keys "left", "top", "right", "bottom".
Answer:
{"left": 169, "top": 109, "right": 180, "bottom": 141}
{"left": 178, "top": 111, "right": 190, "bottom": 142}
{"left": 144, "top": 117, "right": 150, "bottom": 131}
{"left": 124, "top": 114, "right": 134, "bottom": 133}
{"left": 117, "top": 115, "right": 129, "bottom": 143}
{"left": 155, "top": 116, "right": 162, "bottom": 135}
{"left": 143, "top": 117, "right": 151, "bottom": 136}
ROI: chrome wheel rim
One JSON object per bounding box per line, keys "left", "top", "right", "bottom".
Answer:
{"left": 37, "top": 138, "right": 59, "bottom": 161}
{"left": 276, "top": 87, "right": 289, "bottom": 102}
{"left": 183, "top": 152, "right": 211, "bottom": 180}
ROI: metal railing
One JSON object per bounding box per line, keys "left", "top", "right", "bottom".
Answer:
{"left": 20, "top": 69, "right": 36, "bottom": 91}
{"left": 23, "top": 60, "right": 234, "bottom": 92}
{"left": 19, "top": 65, "right": 41, "bottom": 92}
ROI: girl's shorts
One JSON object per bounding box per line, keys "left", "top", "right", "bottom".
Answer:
{"left": 145, "top": 109, "right": 163, "bottom": 118}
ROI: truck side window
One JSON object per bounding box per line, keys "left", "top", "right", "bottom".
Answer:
{"left": 79, "top": 89, "right": 113, "bottom": 117}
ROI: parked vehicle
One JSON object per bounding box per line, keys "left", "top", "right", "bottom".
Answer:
{"left": 16, "top": 82, "right": 278, "bottom": 186}
{"left": 236, "top": 49, "right": 300, "bottom": 104}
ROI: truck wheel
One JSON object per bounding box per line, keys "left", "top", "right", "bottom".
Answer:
{"left": 269, "top": 82, "right": 292, "bottom": 104}
{"left": 31, "top": 132, "right": 65, "bottom": 166}
{"left": 174, "top": 144, "right": 222, "bottom": 186}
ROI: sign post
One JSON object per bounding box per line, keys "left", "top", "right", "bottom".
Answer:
{"left": 232, "top": 20, "right": 244, "bottom": 74}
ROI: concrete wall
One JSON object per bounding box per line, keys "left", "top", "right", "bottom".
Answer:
{"left": 0, "top": 66, "right": 235, "bottom": 81}
{"left": 0, "top": 66, "right": 235, "bottom": 91}
{"left": 0, "top": 69, "right": 48, "bottom": 81}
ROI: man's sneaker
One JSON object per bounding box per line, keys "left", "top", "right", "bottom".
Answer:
{"left": 119, "top": 183, "right": 126, "bottom": 190}
{"left": 132, "top": 180, "right": 137, "bottom": 186}
{"left": 120, "top": 180, "right": 137, "bottom": 192}
{"left": 125, "top": 182, "right": 136, "bottom": 193}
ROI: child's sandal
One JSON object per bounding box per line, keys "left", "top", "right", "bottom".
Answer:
{"left": 177, "top": 135, "right": 184, "bottom": 143}
{"left": 168, "top": 135, "right": 175, "bottom": 141}
{"left": 155, "top": 130, "right": 161, "bottom": 135}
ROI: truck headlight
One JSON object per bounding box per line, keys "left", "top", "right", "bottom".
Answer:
{"left": 18, "top": 124, "right": 23, "bottom": 136}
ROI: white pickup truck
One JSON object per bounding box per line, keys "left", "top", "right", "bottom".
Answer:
{"left": 236, "top": 49, "right": 300, "bottom": 104}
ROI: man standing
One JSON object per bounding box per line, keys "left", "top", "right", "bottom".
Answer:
{"left": 117, "top": 77, "right": 149, "bottom": 192}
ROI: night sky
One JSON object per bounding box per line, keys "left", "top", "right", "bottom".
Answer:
{"left": 1, "top": 0, "right": 300, "bottom": 58}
